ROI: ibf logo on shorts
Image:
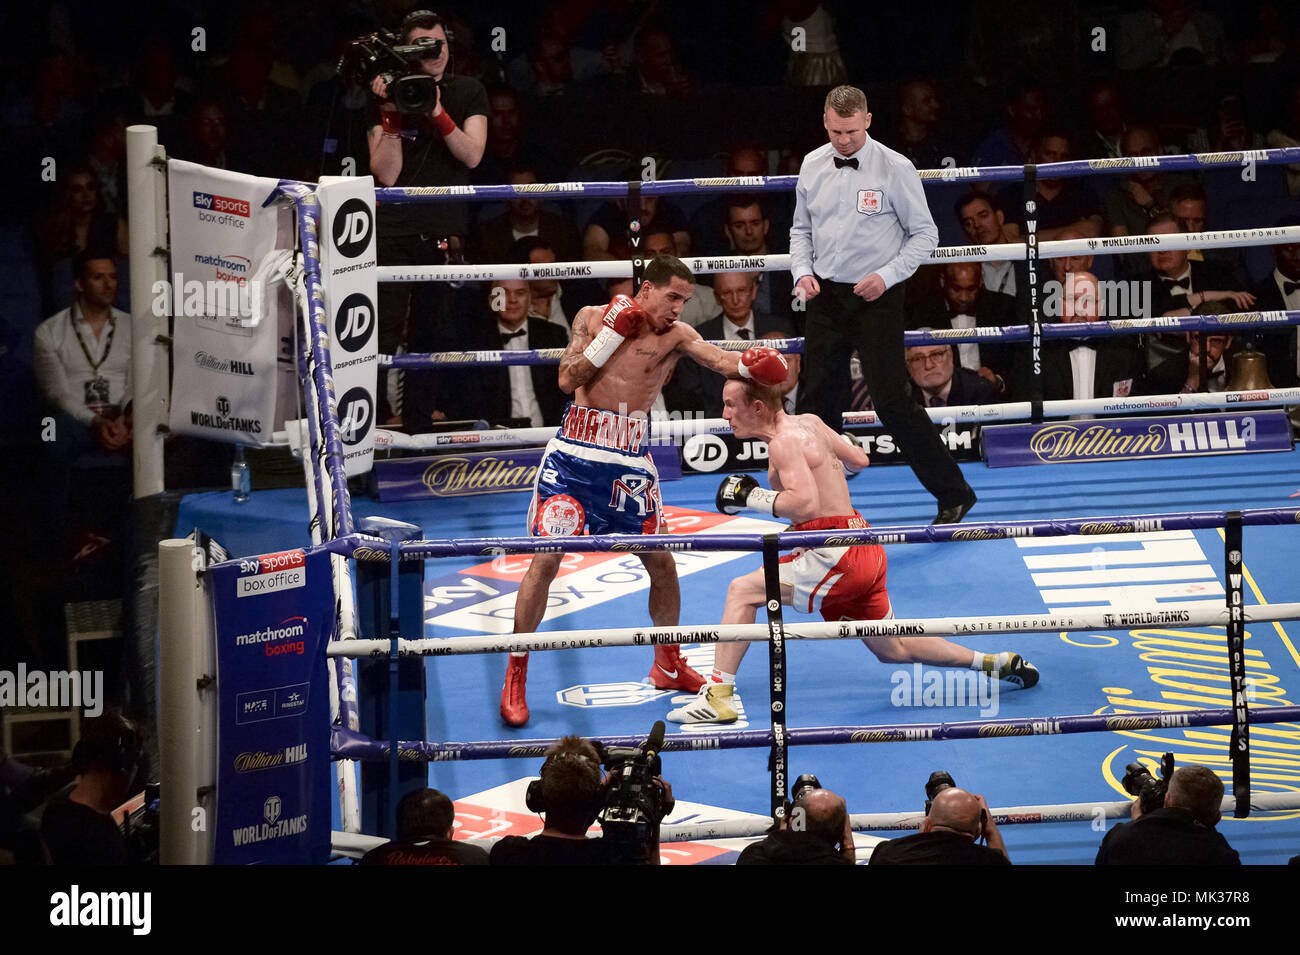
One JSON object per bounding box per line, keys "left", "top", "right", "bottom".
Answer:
{"left": 334, "top": 292, "right": 375, "bottom": 352}
{"left": 236, "top": 549, "right": 306, "bottom": 598}
{"left": 193, "top": 191, "right": 250, "bottom": 217}
{"left": 332, "top": 197, "right": 374, "bottom": 257}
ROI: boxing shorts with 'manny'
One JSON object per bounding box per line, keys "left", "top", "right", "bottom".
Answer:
{"left": 527, "top": 403, "right": 663, "bottom": 537}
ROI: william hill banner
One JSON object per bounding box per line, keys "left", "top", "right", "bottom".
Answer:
{"left": 374, "top": 446, "right": 681, "bottom": 501}
{"left": 983, "top": 411, "right": 1292, "bottom": 468}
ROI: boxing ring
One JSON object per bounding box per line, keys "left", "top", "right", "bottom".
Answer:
{"left": 148, "top": 137, "right": 1300, "bottom": 864}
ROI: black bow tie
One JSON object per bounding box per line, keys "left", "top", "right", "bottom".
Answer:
{"left": 1284, "top": 280, "right": 1300, "bottom": 296}
{"left": 1160, "top": 277, "right": 1189, "bottom": 294}
{"left": 500, "top": 328, "right": 526, "bottom": 343}
{"left": 833, "top": 156, "right": 858, "bottom": 169}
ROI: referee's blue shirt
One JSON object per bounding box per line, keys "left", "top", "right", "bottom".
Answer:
{"left": 790, "top": 135, "right": 938, "bottom": 291}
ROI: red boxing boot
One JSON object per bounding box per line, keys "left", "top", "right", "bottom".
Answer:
{"left": 501, "top": 655, "right": 530, "bottom": 727}
{"left": 648, "top": 645, "right": 705, "bottom": 693}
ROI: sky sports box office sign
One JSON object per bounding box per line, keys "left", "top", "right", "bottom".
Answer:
{"left": 209, "top": 547, "right": 332, "bottom": 864}
{"left": 982, "top": 411, "right": 1292, "bottom": 467}
{"left": 373, "top": 444, "right": 682, "bottom": 501}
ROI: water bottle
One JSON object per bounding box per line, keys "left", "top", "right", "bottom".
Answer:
{"left": 231, "top": 445, "right": 251, "bottom": 502}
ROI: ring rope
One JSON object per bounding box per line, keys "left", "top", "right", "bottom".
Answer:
{"left": 327, "top": 601, "right": 1300, "bottom": 659}
{"left": 328, "top": 704, "right": 1300, "bottom": 763}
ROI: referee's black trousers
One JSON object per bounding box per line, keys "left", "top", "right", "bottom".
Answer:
{"left": 794, "top": 278, "right": 973, "bottom": 506}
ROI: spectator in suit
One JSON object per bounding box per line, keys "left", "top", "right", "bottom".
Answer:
{"left": 1010, "top": 270, "right": 1148, "bottom": 402}
{"left": 896, "top": 78, "right": 957, "bottom": 173}
{"left": 1148, "top": 328, "right": 1235, "bottom": 396}
{"left": 1102, "top": 125, "right": 1186, "bottom": 277}
{"left": 956, "top": 192, "right": 1021, "bottom": 298}
{"left": 1168, "top": 182, "right": 1246, "bottom": 287}
{"left": 906, "top": 262, "right": 1014, "bottom": 396}
{"left": 402, "top": 279, "right": 568, "bottom": 432}
{"left": 472, "top": 163, "right": 583, "bottom": 266}
{"left": 906, "top": 337, "right": 999, "bottom": 410}
{"left": 1142, "top": 214, "right": 1255, "bottom": 369}
{"left": 509, "top": 236, "right": 574, "bottom": 330}
{"left": 663, "top": 271, "right": 793, "bottom": 418}
{"left": 1252, "top": 219, "right": 1300, "bottom": 387}
{"left": 721, "top": 196, "right": 795, "bottom": 326}
{"left": 688, "top": 144, "right": 769, "bottom": 255}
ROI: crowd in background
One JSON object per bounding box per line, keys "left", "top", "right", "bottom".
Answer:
{"left": 3, "top": 0, "right": 1300, "bottom": 821}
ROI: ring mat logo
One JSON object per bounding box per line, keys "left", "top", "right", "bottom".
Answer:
{"left": 332, "top": 198, "right": 373, "bottom": 257}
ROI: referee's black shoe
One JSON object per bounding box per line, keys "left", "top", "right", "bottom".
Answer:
{"left": 933, "top": 490, "right": 976, "bottom": 525}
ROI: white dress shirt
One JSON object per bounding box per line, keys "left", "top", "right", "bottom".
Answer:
{"left": 720, "top": 313, "right": 757, "bottom": 341}
{"left": 34, "top": 303, "right": 132, "bottom": 426}
{"left": 500, "top": 321, "right": 544, "bottom": 427}
{"left": 1069, "top": 344, "right": 1097, "bottom": 400}
{"left": 983, "top": 261, "right": 1016, "bottom": 297}
{"left": 790, "top": 135, "right": 939, "bottom": 289}
{"left": 948, "top": 313, "right": 981, "bottom": 371}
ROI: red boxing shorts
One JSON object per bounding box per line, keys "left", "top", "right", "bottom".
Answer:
{"left": 779, "top": 512, "right": 891, "bottom": 621}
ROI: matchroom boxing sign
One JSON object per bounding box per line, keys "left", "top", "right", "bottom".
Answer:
{"left": 982, "top": 411, "right": 1292, "bottom": 467}
{"left": 317, "top": 176, "right": 379, "bottom": 477}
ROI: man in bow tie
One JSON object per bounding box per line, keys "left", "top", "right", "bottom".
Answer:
{"left": 790, "top": 85, "right": 976, "bottom": 524}
{"left": 401, "top": 278, "right": 569, "bottom": 431}
{"left": 1143, "top": 214, "right": 1255, "bottom": 371}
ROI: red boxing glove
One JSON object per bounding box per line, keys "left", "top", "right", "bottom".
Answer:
{"left": 600, "top": 295, "right": 646, "bottom": 337}
{"left": 380, "top": 108, "right": 403, "bottom": 136}
{"left": 583, "top": 295, "right": 645, "bottom": 368}
{"left": 738, "top": 346, "right": 789, "bottom": 386}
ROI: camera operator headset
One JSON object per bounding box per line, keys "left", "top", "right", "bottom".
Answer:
{"left": 365, "top": 9, "right": 488, "bottom": 414}
{"left": 525, "top": 745, "right": 607, "bottom": 839}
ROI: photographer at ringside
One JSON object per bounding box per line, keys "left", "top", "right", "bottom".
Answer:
{"left": 869, "top": 780, "right": 1010, "bottom": 865}
{"left": 490, "top": 735, "right": 673, "bottom": 865}
{"left": 1095, "top": 764, "right": 1240, "bottom": 865}
{"left": 366, "top": 9, "right": 488, "bottom": 421}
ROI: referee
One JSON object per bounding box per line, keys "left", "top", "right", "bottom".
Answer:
{"left": 791, "top": 85, "right": 976, "bottom": 524}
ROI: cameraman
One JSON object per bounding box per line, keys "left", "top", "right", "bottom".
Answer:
{"left": 490, "top": 736, "right": 673, "bottom": 865}
{"left": 40, "top": 711, "right": 145, "bottom": 865}
{"left": 869, "top": 788, "right": 1010, "bottom": 865}
{"left": 366, "top": 9, "right": 488, "bottom": 418}
{"left": 1095, "top": 765, "right": 1240, "bottom": 865}
{"left": 737, "top": 788, "right": 856, "bottom": 865}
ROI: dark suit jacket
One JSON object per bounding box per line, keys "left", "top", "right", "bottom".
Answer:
{"left": 906, "top": 289, "right": 1018, "bottom": 388}
{"left": 1250, "top": 273, "right": 1299, "bottom": 388}
{"left": 403, "top": 316, "right": 569, "bottom": 432}
{"left": 1146, "top": 260, "right": 1239, "bottom": 317}
{"left": 1010, "top": 335, "right": 1148, "bottom": 403}
{"left": 912, "top": 366, "right": 999, "bottom": 408}
{"left": 470, "top": 210, "right": 582, "bottom": 267}
{"left": 663, "top": 311, "right": 792, "bottom": 417}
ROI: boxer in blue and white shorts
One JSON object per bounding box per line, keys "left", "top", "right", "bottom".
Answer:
{"left": 499, "top": 254, "right": 789, "bottom": 726}
{"left": 528, "top": 403, "right": 663, "bottom": 538}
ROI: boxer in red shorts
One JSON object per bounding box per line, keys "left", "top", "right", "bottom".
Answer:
{"left": 668, "top": 368, "right": 1039, "bottom": 725}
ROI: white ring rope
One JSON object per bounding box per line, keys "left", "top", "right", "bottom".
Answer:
{"left": 327, "top": 601, "right": 1300, "bottom": 659}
